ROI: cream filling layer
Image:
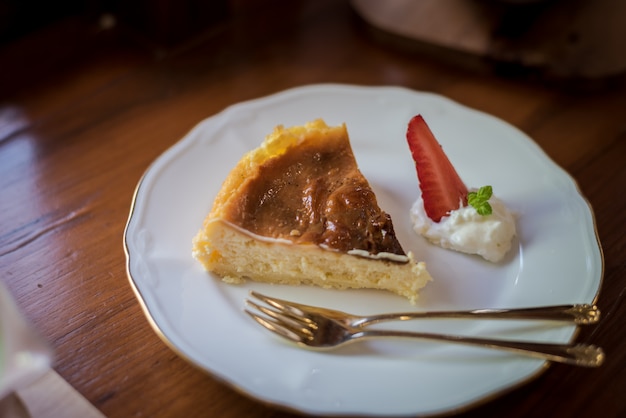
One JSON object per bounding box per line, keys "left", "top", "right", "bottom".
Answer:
{"left": 206, "top": 219, "right": 410, "bottom": 263}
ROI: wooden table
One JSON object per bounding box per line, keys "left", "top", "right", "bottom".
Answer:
{"left": 1, "top": 1, "right": 625, "bottom": 417}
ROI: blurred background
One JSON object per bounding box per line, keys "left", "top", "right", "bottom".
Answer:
{"left": 2, "top": 0, "right": 625, "bottom": 91}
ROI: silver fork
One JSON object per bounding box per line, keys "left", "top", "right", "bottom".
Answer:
{"left": 244, "top": 291, "right": 604, "bottom": 367}
{"left": 247, "top": 291, "right": 600, "bottom": 327}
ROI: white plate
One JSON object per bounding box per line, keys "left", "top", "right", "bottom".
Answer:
{"left": 124, "top": 84, "right": 603, "bottom": 416}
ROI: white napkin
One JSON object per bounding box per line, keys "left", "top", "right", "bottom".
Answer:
{"left": 0, "top": 281, "right": 53, "bottom": 401}
{"left": 0, "top": 282, "right": 105, "bottom": 417}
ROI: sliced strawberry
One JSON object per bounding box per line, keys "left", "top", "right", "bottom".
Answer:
{"left": 406, "top": 114, "right": 468, "bottom": 222}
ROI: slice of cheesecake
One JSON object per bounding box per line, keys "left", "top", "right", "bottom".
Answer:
{"left": 192, "top": 119, "right": 431, "bottom": 303}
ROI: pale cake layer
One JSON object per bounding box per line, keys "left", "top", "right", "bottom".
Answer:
{"left": 193, "top": 220, "right": 431, "bottom": 304}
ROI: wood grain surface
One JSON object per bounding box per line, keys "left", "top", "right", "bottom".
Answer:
{"left": 1, "top": 1, "right": 624, "bottom": 417}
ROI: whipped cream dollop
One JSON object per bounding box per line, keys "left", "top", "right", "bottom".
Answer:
{"left": 410, "top": 195, "right": 516, "bottom": 262}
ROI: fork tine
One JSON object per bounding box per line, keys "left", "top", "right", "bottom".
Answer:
{"left": 244, "top": 308, "right": 307, "bottom": 343}
{"left": 246, "top": 299, "right": 313, "bottom": 331}
{"left": 245, "top": 295, "right": 318, "bottom": 342}
{"left": 249, "top": 291, "right": 312, "bottom": 322}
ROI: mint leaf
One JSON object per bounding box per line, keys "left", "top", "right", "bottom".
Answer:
{"left": 468, "top": 185, "right": 493, "bottom": 216}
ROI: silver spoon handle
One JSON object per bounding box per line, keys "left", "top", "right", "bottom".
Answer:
{"left": 357, "top": 304, "right": 599, "bottom": 327}
{"left": 356, "top": 329, "right": 604, "bottom": 367}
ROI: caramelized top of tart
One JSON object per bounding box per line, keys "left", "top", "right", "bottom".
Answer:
{"left": 208, "top": 119, "right": 407, "bottom": 259}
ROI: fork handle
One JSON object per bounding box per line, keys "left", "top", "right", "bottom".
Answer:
{"left": 356, "top": 304, "right": 600, "bottom": 327}
{"left": 355, "top": 329, "right": 604, "bottom": 367}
